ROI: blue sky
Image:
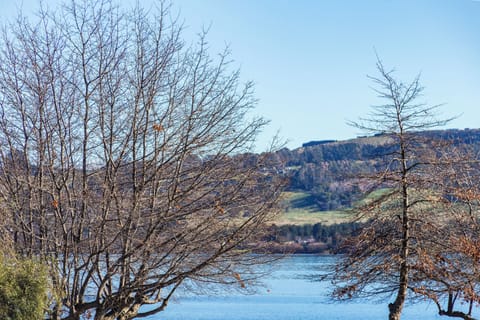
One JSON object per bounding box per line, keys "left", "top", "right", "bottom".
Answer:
{"left": 1, "top": 0, "right": 479, "bottom": 149}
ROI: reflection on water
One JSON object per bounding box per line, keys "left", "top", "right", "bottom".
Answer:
{"left": 147, "top": 255, "right": 477, "bottom": 320}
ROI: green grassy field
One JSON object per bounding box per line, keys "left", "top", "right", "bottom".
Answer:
{"left": 274, "top": 191, "right": 352, "bottom": 226}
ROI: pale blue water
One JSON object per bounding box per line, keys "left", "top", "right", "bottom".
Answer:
{"left": 147, "top": 255, "right": 478, "bottom": 320}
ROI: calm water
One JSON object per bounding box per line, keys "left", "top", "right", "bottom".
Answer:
{"left": 147, "top": 255, "right": 478, "bottom": 320}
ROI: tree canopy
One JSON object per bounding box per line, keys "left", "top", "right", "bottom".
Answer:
{"left": 0, "top": 1, "right": 283, "bottom": 319}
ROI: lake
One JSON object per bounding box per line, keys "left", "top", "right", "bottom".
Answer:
{"left": 148, "top": 255, "right": 478, "bottom": 320}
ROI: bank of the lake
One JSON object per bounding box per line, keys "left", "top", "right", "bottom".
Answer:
{"left": 147, "top": 255, "right": 478, "bottom": 320}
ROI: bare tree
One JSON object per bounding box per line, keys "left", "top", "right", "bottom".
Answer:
{"left": 333, "top": 58, "right": 456, "bottom": 320}
{"left": 0, "top": 1, "right": 284, "bottom": 319}
{"left": 409, "top": 155, "right": 480, "bottom": 320}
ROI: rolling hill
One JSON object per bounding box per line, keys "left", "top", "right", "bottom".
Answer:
{"left": 271, "top": 128, "right": 480, "bottom": 225}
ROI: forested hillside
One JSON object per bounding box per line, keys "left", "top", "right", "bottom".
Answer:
{"left": 274, "top": 128, "right": 480, "bottom": 212}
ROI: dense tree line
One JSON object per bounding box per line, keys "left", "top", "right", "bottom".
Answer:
{"left": 270, "top": 222, "right": 361, "bottom": 249}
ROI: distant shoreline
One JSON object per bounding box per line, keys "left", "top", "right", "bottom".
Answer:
{"left": 253, "top": 241, "right": 337, "bottom": 254}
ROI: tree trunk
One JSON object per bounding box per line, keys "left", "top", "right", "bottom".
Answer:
{"left": 388, "top": 264, "right": 408, "bottom": 320}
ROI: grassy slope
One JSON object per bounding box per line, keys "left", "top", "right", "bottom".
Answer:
{"left": 274, "top": 191, "right": 352, "bottom": 226}
{"left": 275, "top": 189, "right": 393, "bottom": 226}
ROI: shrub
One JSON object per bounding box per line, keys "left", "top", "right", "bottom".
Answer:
{"left": 0, "top": 256, "right": 49, "bottom": 320}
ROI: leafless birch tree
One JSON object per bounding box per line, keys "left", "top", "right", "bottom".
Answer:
{"left": 0, "top": 1, "right": 283, "bottom": 319}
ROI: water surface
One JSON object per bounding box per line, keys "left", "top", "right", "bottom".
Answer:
{"left": 149, "top": 255, "right": 477, "bottom": 320}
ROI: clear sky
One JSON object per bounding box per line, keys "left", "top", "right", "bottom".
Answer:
{"left": 1, "top": 0, "right": 479, "bottom": 150}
